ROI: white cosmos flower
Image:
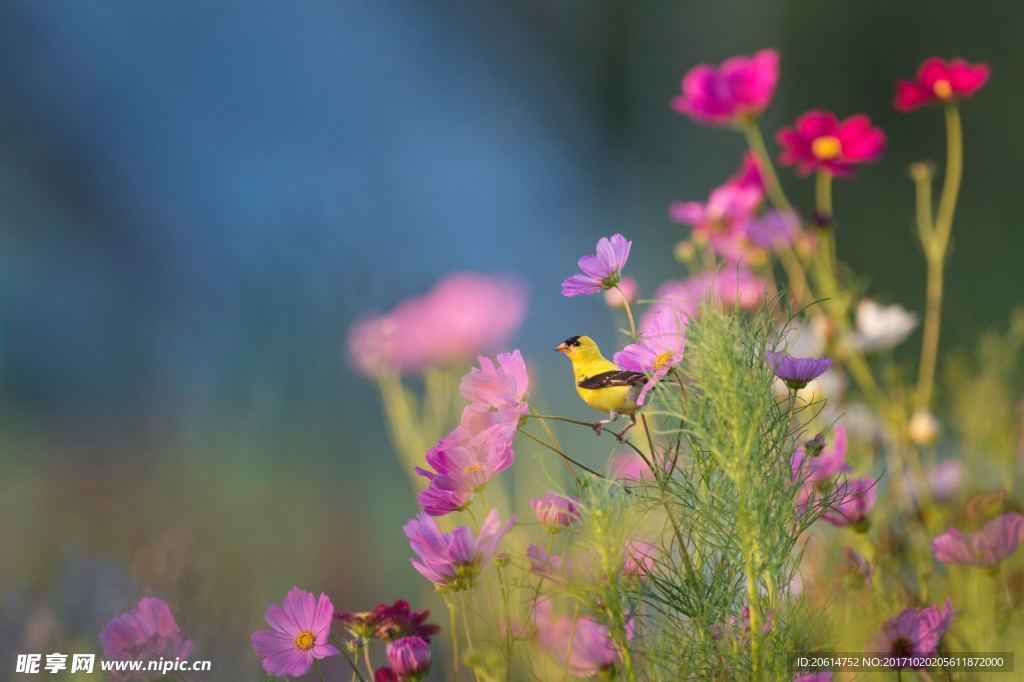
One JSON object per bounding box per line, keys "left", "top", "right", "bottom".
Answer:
{"left": 854, "top": 299, "right": 918, "bottom": 352}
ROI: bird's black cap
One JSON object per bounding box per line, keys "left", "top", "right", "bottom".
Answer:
{"left": 562, "top": 335, "right": 582, "bottom": 347}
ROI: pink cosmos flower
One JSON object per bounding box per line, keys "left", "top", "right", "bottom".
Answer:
{"left": 791, "top": 426, "right": 851, "bottom": 485}
{"left": 670, "top": 184, "right": 763, "bottom": 262}
{"left": 531, "top": 599, "right": 631, "bottom": 678}
{"left": 672, "top": 49, "right": 779, "bottom": 125}
{"left": 931, "top": 512, "right": 1024, "bottom": 567}
{"left": 642, "top": 268, "right": 767, "bottom": 331}
{"left": 99, "top": 598, "right": 193, "bottom": 675}
{"left": 822, "top": 477, "right": 877, "bottom": 528}
{"left": 777, "top": 111, "right": 885, "bottom": 177}
{"left": 614, "top": 307, "right": 687, "bottom": 406}
{"left": 745, "top": 210, "right": 801, "bottom": 252}
{"left": 416, "top": 439, "right": 514, "bottom": 498}
{"left": 766, "top": 351, "right": 832, "bottom": 390}
{"left": 532, "top": 492, "right": 582, "bottom": 533}
{"left": 250, "top": 588, "right": 340, "bottom": 677}
{"left": 609, "top": 451, "right": 657, "bottom": 483}
{"left": 604, "top": 276, "right": 638, "bottom": 307}
{"left": 623, "top": 540, "right": 657, "bottom": 577}
{"left": 562, "top": 234, "right": 632, "bottom": 297}
{"left": 526, "top": 544, "right": 598, "bottom": 586}
{"left": 726, "top": 152, "right": 765, "bottom": 192}
{"left": 348, "top": 273, "right": 525, "bottom": 376}
{"left": 871, "top": 598, "right": 955, "bottom": 664}
{"left": 459, "top": 350, "right": 529, "bottom": 411}
{"left": 386, "top": 636, "right": 432, "bottom": 681}
{"left": 895, "top": 57, "right": 990, "bottom": 112}
{"left": 403, "top": 509, "right": 515, "bottom": 590}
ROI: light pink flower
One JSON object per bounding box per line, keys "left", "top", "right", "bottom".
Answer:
{"left": 777, "top": 110, "right": 885, "bottom": 177}
{"left": 604, "top": 276, "right": 638, "bottom": 307}
{"left": 822, "top": 477, "right": 877, "bottom": 528}
{"left": 404, "top": 509, "right": 515, "bottom": 590}
{"left": 672, "top": 49, "right": 779, "bottom": 125}
{"left": 745, "top": 210, "right": 801, "bottom": 252}
{"left": 459, "top": 350, "right": 529, "bottom": 410}
{"left": 416, "top": 440, "right": 514, "bottom": 497}
{"left": 348, "top": 273, "right": 525, "bottom": 376}
{"left": 670, "top": 184, "right": 762, "bottom": 262}
{"left": 532, "top": 492, "right": 581, "bottom": 533}
{"left": 609, "top": 451, "right": 657, "bottom": 483}
{"left": 614, "top": 307, "right": 687, "bottom": 406}
{"left": 531, "top": 599, "right": 631, "bottom": 678}
{"left": 642, "top": 268, "right": 767, "bottom": 331}
{"left": 562, "top": 234, "right": 632, "bottom": 297}
{"left": 931, "top": 512, "right": 1024, "bottom": 567}
{"left": 623, "top": 540, "right": 657, "bottom": 577}
{"left": 250, "top": 588, "right": 340, "bottom": 677}
{"left": 100, "top": 598, "right": 193, "bottom": 676}
{"left": 526, "top": 544, "right": 598, "bottom": 586}
{"left": 791, "top": 425, "right": 851, "bottom": 485}
{"left": 895, "top": 57, "right": 990, "bottom": 112}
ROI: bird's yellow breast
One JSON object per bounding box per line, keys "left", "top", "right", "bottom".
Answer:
{"left": 576, "top": 383, "right": 638, "bottom": 415}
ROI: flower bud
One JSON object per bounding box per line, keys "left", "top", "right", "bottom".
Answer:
{"left": 531, "top": 492, "right": 581, "bottom": 533}
{"left": 494, "top": 552, "right": 511, "bottom": 568}
{"left": 386, "top": 636, "right": 431, "bottom": 682}
{"left": 675, "top": 239, "right": 697, "bottom": 263}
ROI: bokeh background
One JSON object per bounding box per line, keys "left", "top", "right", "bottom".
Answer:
{"left": 0, "top": 0, "right": 1021, "bottom": 676}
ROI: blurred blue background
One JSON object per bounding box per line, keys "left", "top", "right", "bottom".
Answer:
{"left": 0, "top": 0, "right": 1020, "bottom": 675}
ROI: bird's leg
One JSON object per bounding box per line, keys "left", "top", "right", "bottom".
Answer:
{"left": 592, "top": 411, "right": 620, "bottom": 436}
{"left": 615, "top": 414, "right": 638, "bottom": 443}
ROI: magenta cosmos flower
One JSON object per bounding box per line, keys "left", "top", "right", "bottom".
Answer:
{"left": 895, "top": 57, "right": 990, "bottom": 112}
{"left": 348, "top": 272, "right": 525, "bottom": 376}
{"left": 777, "top": 111, "right": 885, "bottom": 177}
{"left": 614, "top": 307, "right": 687, "bottom": 406}
{"left": 386, "top": 636, "right": 432, "bottom": 682}
{"left": 532, "top": 492, "right": 581, "bottom": 533}
{"left": 251, "top": 588, "right": 340, "bottom": 677}
{"left": 766, "top": 350, "right": 832, "bottom": 390}
{"left": 672, "top": 49, "right": 779, "bottom": 125}
{"left": 931, "top": 512, "right": 1024, "bottom": 567}
{"left": 100, "top": 597, "right": 193, "bottom": 671}
{"left": 562, "top": 233, "right": 632, "bottom": 297}
{"left": 822, "top": 477, "right": 877, "bottom": 529}
{"left": 531, "top": 599, "right": 632, "bottom": 678}
{"left": 871, "top": 598, "right": 955, "bottom": 663}
{"left": 404, "top": 509, "right": 515, "bottom": 591}
{"left": 335, "top": 599, "right": 440, "bottom": 643}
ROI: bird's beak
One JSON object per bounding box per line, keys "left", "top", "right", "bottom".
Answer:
{"left": 555, "top": 342, "right": 569, "bottom": 354}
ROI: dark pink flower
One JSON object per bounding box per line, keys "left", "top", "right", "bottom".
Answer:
{"left": 386, "top": 636, "right": 432, "bottom": 681}
{"left": 726, "top": 152, "right": 765, "bottom": 192}
{"left": 931, "top": 512, "right": 1024, "bottom": 567}
{"left": 250, "top": 588, "right": 340, "bottom": 677}
{"left": 348, "top": 273, "right": 525, "bottom": 376}
{"left": 623, "top": 540, "right": 657, "bottom": 577}
{"left": 672, "top": 49, "right": 779, "bottom": 125}
{"left": 335, "top": 600, "right": 440, "bottom": 643}
{"left": 871, "top": 598, "right": 955, "bottom": 665}
{"left": 374, "top": 668, "right": 400, "bottom": 682}
{"left": 404, "top": 509, "right": 515, "bottom": 590}
{"left": 614, "top": 307, "right": 688, "bottom": 406}
{"left": 100, "top": 598, "right": 193, "bottom": 675}
{"left": 531, "top": 599, "right": 631, "bottom": 678}
{"left": 777, "top": 111, "right": 885, "bottom": 177}
{"left": 766, "top": 350, "right": 832, "bottom": 390}
{"left": 822, "top": 477, "right": 877, "bottom": 528}
{"left": 895, "top": 57, "right": 990, "bottom": 112}
{"left": 531, "top": 492, "right": 581, "bottom": 533}
{"left": 562, "top": 234, "right": 632, "bottom": 297}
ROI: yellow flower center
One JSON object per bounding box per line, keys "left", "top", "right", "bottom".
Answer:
{"left": 654, "top": 351, "right": 674, "bottom": 370}
{"left": 932, "top": 78, "right": 953, "bottom": 100}
{"left": 295, "top": 631, "right": 315, "bottom": 650}
{"left": 463, "top": 464, "right": 485, "bottom": 475}
{"left": 811, "top": 135, "right": 842, "bottom": 161}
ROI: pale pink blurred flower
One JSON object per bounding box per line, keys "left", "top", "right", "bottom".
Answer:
{"left": 672, "top": 49, "right": 779, "bottom": 125}
{"left": 459, "top": 350, "right": 529, "bottom": 410}
{"left": 348, "top": 273, "right": 525, "bottom": 376}
{"left": 623, "top": 540, "right": 657, "bottom": 577}
{"left": 670, "top": 184, "right": 762, "bottom": 262}
{"left": 609, "top": 451, "right": 657, "bottom": 483}
{"left": 745, "top": 210, "right": 801, "bottom": 252}
{"left": 532, "top": 492, "right": 581, "bottom": 533}
{"left": 822, "top": 478, "right": 877, "bottom": 528}
{"left": 100, "top": 598, "right": 193, "bottom": 677}
{"left": 932, "top": 512, "right": 1024, "bottom": 567}
{"left": 791, "top": 425, "right": 851, "bottom": 485}
{"left": 562, "top": 234, "right": 632, "bottom": 297}
{"left": 614, "top": 307, "right": 687, "bottom": 405}
{"left": 642, "top": 268, "right": 767, "bottom": 330}
{"left": 871, "top": 598, "right": 955, "bottom": 664}
{"left": 604, "top": 276, "right": 638, "bottom": 307}
{"left": 531, "top": 599, "right": 631, "bottom": 678}
{"left": 526, "top": 544, "right": 598, "bottom": 586}
{"left": 250, "top": 588, "right": 339, "bottom": 677}
{"left": 404, "top": 510, "right": 515, "bottom": 590}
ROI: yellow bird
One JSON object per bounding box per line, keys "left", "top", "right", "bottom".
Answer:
{"left": 555, "top": 335, "right": 645, "bottom": 441}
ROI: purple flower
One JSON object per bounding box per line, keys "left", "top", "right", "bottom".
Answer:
{"left": 386, "top": 636, "right": 432, "bottom": 681}
{"left": 100, "top": 598, "right": 193, "bottom": 677}
{"left": 614, "top": 307, "right": 687, "bottom": 406}
{"left": 531, "top": 599, "right": 631, "bottom": 678}
{"left": 250, "top": 588, "right": 340, "bottom": 677}
{"left": 822, "top": 478, "right": 877, "bottom": 528}
{"left": 931, "top": 512, "right": 1024, "bottom": 567}
{"left": 531, "top": 492, "right": 581, "bottom": 533}
{"left": 672, "top": 49, "right": 780, "bottom": 125}
{"left": 562, "top": 234, "right": 632, "bottom": 297}
{"left": 745, "top": 210, "right": 802, "bottom": 252}
{"left": 416, "top": 439, "right": 514, "bottom": 497}
{"left": 404, "top": 509, "right": 515, "bottom": 591}
{"left": 871, "top": 599, "right": 955, "bottom": 665}
{"left": 623, "top": 540, "right": 657, "bottom": 577}
{"left": 766, "top": 350, "right": 832, "bottom": 390}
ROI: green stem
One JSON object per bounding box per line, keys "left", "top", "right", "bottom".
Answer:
{"left": 516, "top": 427, "right": 607, "bottom": 479}
{"left": 742, "top": 120, "right": 793, "bottom": 212}
{"left": 314, "top": 659, "right": 325, "bottom": 682}
{"left": 617, "top": 287, "right": 639, "bottom": 341}
{"left": 447, "top": 599, "right": 460, "bottom": 678}
{"left": 363, "top": 647, "right": 374, "bottom": 679}
{"left": 330, "top": 633, "right": 367, "bottom": 682}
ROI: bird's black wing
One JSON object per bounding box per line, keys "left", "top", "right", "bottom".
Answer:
{"left": 577, "top": 370, "right": 646, "bottom": 389}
